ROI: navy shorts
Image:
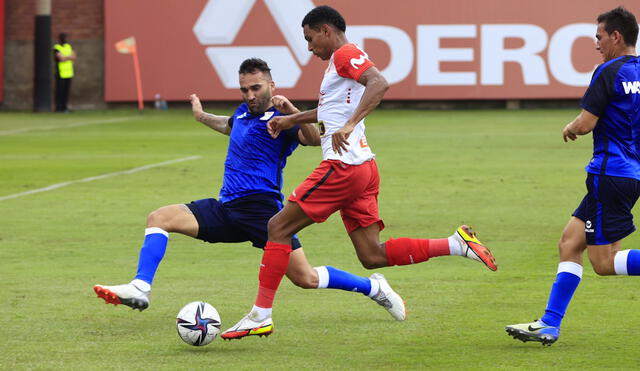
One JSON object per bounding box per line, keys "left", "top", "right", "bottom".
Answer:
{"left": 186, "top": 193, "right": 301, "bottom": 250}
{"left": 573, "top": 173, "right": 640, "bottom": 245}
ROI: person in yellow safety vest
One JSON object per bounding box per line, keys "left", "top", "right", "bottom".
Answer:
{"left": 53, "top": 32, "right": 76, "bottom": 112}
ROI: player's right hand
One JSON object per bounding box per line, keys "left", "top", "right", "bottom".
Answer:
{"left": 267, "top": 115, "right": 294, "bottom": 139}
{"left": 190, "top": 94, "right": 204, "bottom": 121}
{"left": 562, "top": 124, "right": 577, "bottom": 142}
{"left": 271, "top": 95, "right": 299, "bottom": 115}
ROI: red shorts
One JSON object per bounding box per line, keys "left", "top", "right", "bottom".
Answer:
{"left": 289, "top": 159, "right": 385, "bottom": 234}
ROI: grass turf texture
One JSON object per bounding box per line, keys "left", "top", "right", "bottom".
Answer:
{"left": 2, "top": 109, "right": 639, "bottom": 370}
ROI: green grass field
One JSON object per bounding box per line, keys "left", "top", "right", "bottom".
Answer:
{"left": 2, "top": 108, "right": 640, "bottom": 370}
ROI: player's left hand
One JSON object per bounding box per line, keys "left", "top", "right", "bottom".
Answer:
{"left": 332, "top": 125, "right": 354, "bottom": 155}
{"left": 562, "top": 124, "right": 577, "bottom": 142}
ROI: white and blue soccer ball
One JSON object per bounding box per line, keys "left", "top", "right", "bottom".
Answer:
{"left": 176, "top": 301, "right": 221, "bottom": 346}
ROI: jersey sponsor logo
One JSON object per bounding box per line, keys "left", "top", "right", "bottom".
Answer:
{"left": 622, "top": 81, "right": 640, "bottom": 94}
{"left": 260, "top": 111, "right": 275, "bottom": 120}
{"left": 350, "top": 54, "right": 368, "bottom": 69}
{"left": 237, "top": 112, "right": 248, "bottom": 119}
{"left": 359, "top": 137, "right": 369, "bottom": 148}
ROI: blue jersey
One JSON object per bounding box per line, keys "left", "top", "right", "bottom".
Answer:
{"left": 219, "top": 103, "right": 300, "bottom": 203}
{"left": 581, "top": 55, "right": 640, "bottom": 180}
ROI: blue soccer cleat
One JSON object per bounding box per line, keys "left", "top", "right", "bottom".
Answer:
{"left": 505, "top": 319, "right": 559, "bottom": 346}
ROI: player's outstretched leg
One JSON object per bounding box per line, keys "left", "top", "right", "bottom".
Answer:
{"left": 505, "top": 319, "right": 559, "bottom": 346}
{"left": 454, "top": 225, "right": 498, "bottom": 271}
{"left": 384, "top": 225, "right": 497, "bottom": 271}
{"left": 94, "top": 280, "right": 151, "bottom": 311}
{"left": 309, "top": 265, "right": 406, "bottom": 321}
{"left": 93, "top": 227, "right": 168, "bottom": 311}
{"left": 220, "top": 306, "right": 274, "bottom": 340}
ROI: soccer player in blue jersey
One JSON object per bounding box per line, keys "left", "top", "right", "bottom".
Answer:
{"left": 93, "top": 58, "right": 405, "bottom": 322}
{"left": 506, "top": 7, "right": 640, "bottom": 346}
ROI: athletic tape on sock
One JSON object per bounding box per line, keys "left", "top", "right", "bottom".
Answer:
{"left": 314, "top": 266, "right": 329, "bottom": 289}
{"left": 614, "top": 250, "right": 631, "bottom": 275}
{"left": 145, "top": 227, "right": 168, "bottom": 237}
{"left": 557, "top": 261, "right": 583, "bottom": 278}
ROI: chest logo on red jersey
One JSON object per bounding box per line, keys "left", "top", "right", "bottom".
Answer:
{"left": 350, "top": 54, "right": 368, "bottom": 69}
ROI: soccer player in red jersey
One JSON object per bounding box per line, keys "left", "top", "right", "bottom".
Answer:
{"left": 222, "top": 6, "right": 497, "bottom": 340}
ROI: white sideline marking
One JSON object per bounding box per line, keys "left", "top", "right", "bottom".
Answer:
{"left": 0, "top": 117, "right": 139, "bottom": 136}
{"left": 0, "top": 156, "right": 202, "bottom": 202}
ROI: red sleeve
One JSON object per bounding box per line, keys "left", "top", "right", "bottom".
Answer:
{"left": 333, "top": 44, "right": 374, "bottom": 81}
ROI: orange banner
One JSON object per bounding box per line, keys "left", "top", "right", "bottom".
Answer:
{"left": 0, "top": 0, "right": 4, "bottom": 102}
{"left": 104, "top": 0, "right": 640, "bottom": 101}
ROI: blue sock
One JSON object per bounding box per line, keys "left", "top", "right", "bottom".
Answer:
{"left": 134, "top": 227, "right": 169, "bottom": 285}
{"left": 314, "top": 266, "right": 373, "bottom": 295}
{"left": 614, "top": 250, "right": 640, "bottom": 275}
{"left": 540, "top": 261, "right": 583, "bottom": 327}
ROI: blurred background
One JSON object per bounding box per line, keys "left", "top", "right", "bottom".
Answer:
{"left": 0, "top": 0, "right": 638, "bottom": 111}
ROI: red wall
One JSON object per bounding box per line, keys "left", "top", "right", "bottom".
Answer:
{"left": 104, "top": 0, "right": 640, "bottom": 102}
{"left": 0, "top": 0, "right": 5, "bottom": 102}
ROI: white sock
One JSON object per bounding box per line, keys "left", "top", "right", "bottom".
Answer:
{"left": 252, "top": 305, "right": 272, "bottom": 320}
{"left": 368, "top": 278, "right": 381, "bottom": 298}
{"left": 614, "top": 250, "right": 631, "bottom": 275}
{"left": 314, "top": 266, "right": 329, "bottom": 288}
{"left": 131, "top": 279, "right": 151, "bottom": 292}
{"left": 448, "top": 235, "right": 463, "bottom": 256}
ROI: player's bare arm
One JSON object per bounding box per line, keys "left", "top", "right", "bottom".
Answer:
{"left": 270, "top": 95, "right": 320, "bottom": 146}
{"left": 332, "top": 67, "right": 389, "bottom": 155}
{"left": 562, "top": 109, "right": 599, "bottom": 142}
{"left": 190, "top": 93, "right": 231, "bottom": 136}
{"left": 267, "top": 108, "right": 318, "bottom": 139}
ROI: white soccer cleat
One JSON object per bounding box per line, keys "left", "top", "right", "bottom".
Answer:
{"left": 220, "top": 310, "right": 273, "bottom": 340}
{"left": 369, "top": 273, "right": 406, "bottom": 321}
{"left": 93, "top": 282, "right": 150, "bottom": 311}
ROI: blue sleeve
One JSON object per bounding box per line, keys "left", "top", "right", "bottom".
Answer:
{"left": 227, "top": 116, "right": 234, "bottom": 129}
{"left": 580, "top": 64, "right": 616, "bottom": 117}
{"left": 282, "top": 125, "right": 301, "bottom": 143}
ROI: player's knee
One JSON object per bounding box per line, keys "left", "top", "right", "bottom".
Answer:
{"left": 146, "top": 207, "right": 172, "bottom": 230}
{"left": 358, "top": 255, "right": 386, "bottom": 269}
{"left": 267, "top": 216, "right": 288, "bottom": 241}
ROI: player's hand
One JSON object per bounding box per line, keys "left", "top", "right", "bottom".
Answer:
{"left": 267, "top": 115, "right": 295, "bottom": 138}
{"left": 190, "top": 94, "right": 204, "bottom": 122}
{"left": 332, "top": 125, "right": 354, "bottom": 155}
{"left": 562, "top": 124, "right": 577, "bottom": 142}
{"left": 271, "top": 95, "right": 298, "bottom": 115}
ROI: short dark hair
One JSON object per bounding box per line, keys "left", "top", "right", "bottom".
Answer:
{"left": 597, "top": 6, "right": 638, "bottom": 47}
{"left": 238, "top": 58, "right": 272, "bottom": 79}
{"left": 301, "top": 5, "right": 346, "bottom": 33}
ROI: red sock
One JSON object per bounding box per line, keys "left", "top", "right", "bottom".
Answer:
{"left": 255, "top": 241, "right": 292, "bottom": 308}
{"left": 384, "top": 237, "right": 450, "bottom": 266}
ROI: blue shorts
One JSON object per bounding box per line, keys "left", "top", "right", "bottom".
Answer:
{"left": 572, "top": 174, "right": 640, "bottom": 245}
{"left": 186, "top": 193, "right": 301, "bottom": 250}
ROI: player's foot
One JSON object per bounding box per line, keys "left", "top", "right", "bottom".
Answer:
{"left": 93, "top": 282, "right": 150, "bottom": 311}
{"left": 369, "top": 273, "right": 406, "bottom": 321}
{"left": 505, "top": 319, "right": 559, "bottom": 346}
{"left": 220, "top": 310, "right": 273, "bottom": 340}
{"left": 455, "top": 225, "right": 497, "bottom": 271}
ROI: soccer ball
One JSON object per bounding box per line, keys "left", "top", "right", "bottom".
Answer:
{"left": 176, "top": 301, "right": 221, "bottom": 346}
